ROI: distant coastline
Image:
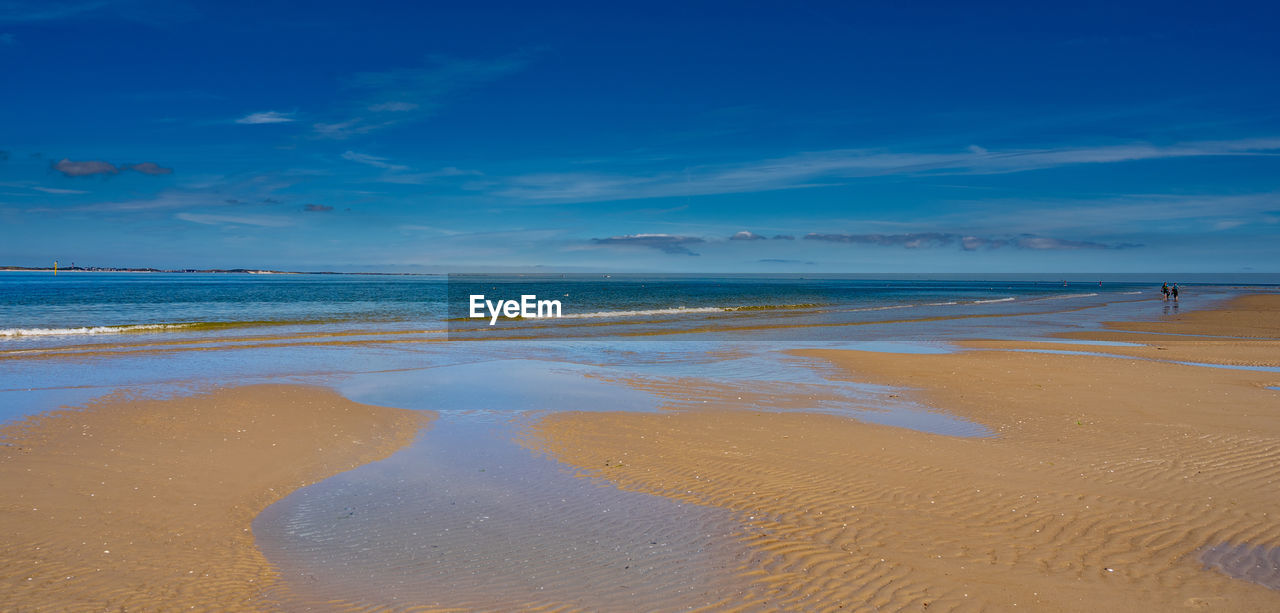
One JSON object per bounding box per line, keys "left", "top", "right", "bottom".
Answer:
{"left": 0, "top": 266, "right": 422, "bottom": 275}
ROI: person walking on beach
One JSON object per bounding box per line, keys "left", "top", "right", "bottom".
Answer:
{"left": 1161, "top": 282, "right": 1169, "bottom": 301}
{"left": 1171, "top": 283, "right": 1180, "bottom": 302}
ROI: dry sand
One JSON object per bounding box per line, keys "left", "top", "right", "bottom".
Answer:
{"left": 0, "top": 384, "right": 428, "bottom": 612}
{"left": 529, "top": 294, "right": 1280, "bottom": 612}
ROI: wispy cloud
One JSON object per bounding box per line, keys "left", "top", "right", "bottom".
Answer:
{"left": 377, "top": 166, "right": 481, "bottom": 184}
{"left": 302, "top": 203, "right": 333, "bottom": 212}
{"left": 51, "top": 159, "right": 117, "bottom": 176}
{"left": 52, "top": 158, "right": 174, "bottom": 177}
{"left": 0, "top": 1, "right": 195, "bottom": 25}
{"left": 42, "top": 175, "right": 299, "bottom": 213}
{"left": 759, "top": 258, "right": 815, "bottom": 265}
{"left": 176, "top": 212, "right": 294, "bottom": 227}
{"left": 312, "top": 117, "right": 396, "bottom": 139}
{"left": 398, "top": 224, "right": 463, "bottom": 235}
{"left": 235, "top": 111, "right": 296, "bottom": 125}
{"left": 128, "top": 162, "right": 172, "bottom": 175}
{"left": 936, "top": 192, "right": 1280, "bottom": 235}
{"left": 805, "top": 232, "right": 958, "bottom": 249}
{"left": 493, "top": 137, "right": 1280, "bottom": 203}
{"left": 0, "top": 1, "right": 111, "bottom": 23}
{"left": 368, "top": 101, "right": 418, "bottom": 112}
{"left": 341, "top": 151, "right": 408, "bottom": 171}
{"left": 314, "top": 52, "right": 535, "bottom": 140}
{"left": 592, "top": 233, "right": 705, "bottom": 256}
{"left": 729, "top": 230, "right": 768, "bottom": 240}
{"left": 804, "top": 232, "right": 1138, "bottom": 250}
{"left": 32, "top": 186, "right": 89, "bottom": 194}
{"left": 42, "top": 191, "right": 231, "bottom": 213}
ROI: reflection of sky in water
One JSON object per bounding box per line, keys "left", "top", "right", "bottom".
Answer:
{"left": 1003, "top": 338, "right": 1144, "bottom": 347}
{"left": 253, "top": 348, "right": 988, "bottom": 609}
{"left": 1, "top": 335, "right": 995, "bottom": 608}
{"left": 2, "top": 290, "right": 1263, "bottom": 427}
{"left": 997, "top": 348, "right": 1280, "bottom": 372}
{"left": 1200, "top": 542, "right": 1280, "bottom": 591}
{"left": 255, "top": 415, "right": 754, "bottom": 611}
{"left": 336, "top": 359, "right": 661, "bottom": 414}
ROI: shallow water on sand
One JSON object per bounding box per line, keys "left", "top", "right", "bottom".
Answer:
{"left": 997, "top": 348, "right": 1280, "bottom": 372}
{"left": 252, "top": 348, "right": 989, "bottom": 609}
{"left": 1201, "top": 543, "right": 1280, "bottom": 591}
{"left": 255, "top": 415, "right": 755, "bottom": 610}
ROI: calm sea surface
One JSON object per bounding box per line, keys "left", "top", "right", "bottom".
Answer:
{"left": 6, "top": 271, "right": 1267, "bottom": 346}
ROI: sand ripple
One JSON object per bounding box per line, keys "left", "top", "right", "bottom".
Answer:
{"left": 530, "top": 314, "right": 1280, "bottom": 611}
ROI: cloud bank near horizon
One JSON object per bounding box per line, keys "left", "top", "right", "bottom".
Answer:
{"left": 590, "top": 230, "right": 1141, "bottom": 257}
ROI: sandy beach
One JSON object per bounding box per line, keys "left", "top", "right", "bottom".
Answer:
{"left": 530, "top": 294, "right": 1280, "bottom": 611}
{"left": 1, "top": 294, "right": 1276, "bottom": 611}
{"left": 0, "top": 385, "right": 428, "bottom": 611}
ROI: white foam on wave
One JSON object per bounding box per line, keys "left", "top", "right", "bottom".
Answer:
{"left": 558, "top": 306, "right": 726, "bottom": 320}
{"left": 972, "top": 297, "right": 1016, "bottom": 304}
{"left": 844, "top": 304, "right": 916, "bottom": 313}
{"left": 1028, "top": 292, "right": 1100, "bottom": 302}
{"left": 0, "top": 323, "right": 190, "bottom": 338}
{"left": 557, "top": 303, "right": 829, "bottom": 320}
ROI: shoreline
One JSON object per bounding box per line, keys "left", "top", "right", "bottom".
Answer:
{"left": 0, "top": 293, "right": 1183, "bottom": 363}
{"left": 0, "top": 384, "right": 429, "bottom": 611}
{"left": 528, "top": 294, "right": 1280, "bottom": 611}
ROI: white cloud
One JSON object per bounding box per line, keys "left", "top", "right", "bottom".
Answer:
{"left": 947, "top": 192, "right": 1280, "bottom": 235}
{"left": 377, "top": 166, "right": 481, "bottom": 184}
{"left": 313, "top": 53, "right": 534, "bottom": 139}
{"left": 235, "top": 111, "right": 296, "bottom": 125}
{"left": 591, "top": 233, "right": 705, "bottom": 255}
{"left": 312, "top": 118, "right": 394, "bottom": 139}
{"left": 32, "top": 186, "right": 89, "bottom": 194}
{"left": 493, "top": 137, "right": 1280, "bottom": 203}
{"left": 176, "top": 212, "right": 294, "bottom": 227}
{"left": 341, "top": 151, "right": 408, "bottom": 171}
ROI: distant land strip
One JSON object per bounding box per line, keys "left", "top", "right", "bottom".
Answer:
{"left": 0, "top": 265, "right": 427, "bottom": 275}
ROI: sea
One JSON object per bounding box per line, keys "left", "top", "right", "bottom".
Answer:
{"left": 2, "top": 271, "right": 1277, "bottom": 609}
{"left": 5, "top": 271, "right": 1270, "bottom": 343}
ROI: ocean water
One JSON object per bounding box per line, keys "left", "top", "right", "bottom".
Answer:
{"left": 5, "top": 271, "right": 1262, "bottom": 347}
{"left": 1, "top": 272, "right": 1273, "bottom": 428}
{"left": 3, "top": 272, "right": 1277, "bottom": 609}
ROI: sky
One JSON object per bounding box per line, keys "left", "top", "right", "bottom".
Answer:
{"left": 2, "top": 0, "right": 1279, "bottom": 273}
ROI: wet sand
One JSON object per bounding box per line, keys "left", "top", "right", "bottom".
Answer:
{"left": 0, "top": 384, "right": 427, "bottom": 611}
{"left": 529, "top": 294, "right": 1280, "bottom": 611}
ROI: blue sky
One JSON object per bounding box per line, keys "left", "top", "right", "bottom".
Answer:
{"left": 2, "top": 0, "right": 1278, "bottom": 272}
